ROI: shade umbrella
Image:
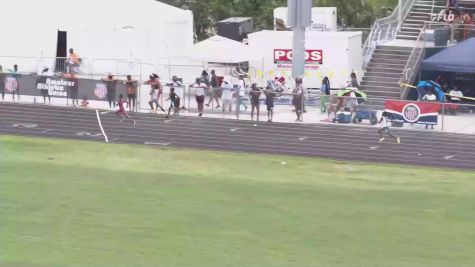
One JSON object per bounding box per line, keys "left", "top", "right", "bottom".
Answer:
{"left": 337, "top": 87, "right": 367, "bottom": 104}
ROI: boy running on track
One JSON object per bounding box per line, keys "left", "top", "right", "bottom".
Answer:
{"left": 146, "top": 74, "right": 165, "bottom": 114}
{"left": 166, "top": 87, "right": 180, "bottom": 118}
{"left": 116, "top": 94, "right": 135, "bottom": 125}
{"left": 378, "top": 111, "right": 400, "bottom": 143}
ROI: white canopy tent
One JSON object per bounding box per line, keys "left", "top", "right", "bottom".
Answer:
{"left": 181, "top": 35, "right": 262, "bottom": 64}
{"left": 0, "top": 0, "right": 194, "bottom": 76}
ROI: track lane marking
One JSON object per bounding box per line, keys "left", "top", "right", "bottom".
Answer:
{"left": 95, "top": 110, "right": 109, "bottom": 143}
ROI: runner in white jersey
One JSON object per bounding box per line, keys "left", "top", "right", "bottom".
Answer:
{"left": 378, "top": 111, "right": 401, "bottom": 144}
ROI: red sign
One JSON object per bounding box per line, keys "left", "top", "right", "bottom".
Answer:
{"left": 274, "top": 49, "right": 323, "bottom": 64}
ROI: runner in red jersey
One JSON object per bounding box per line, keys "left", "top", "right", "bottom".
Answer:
{"left": 116, "top": 94, "right": 135, "bottom": 125}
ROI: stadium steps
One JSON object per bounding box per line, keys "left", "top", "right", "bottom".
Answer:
{"left": 361, "top": 45, "right": 413, "bottom": 105}
{"left": 396, "top": 0, "right": 446, "bottom": 40}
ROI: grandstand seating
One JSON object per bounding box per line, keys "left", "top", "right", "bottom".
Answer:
{"left": 360, "top": 0, "right": 475, "bottom": 103}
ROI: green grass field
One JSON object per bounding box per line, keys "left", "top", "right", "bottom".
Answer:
{"left": 0, "top": 135, "right": 474, "bottom": 267}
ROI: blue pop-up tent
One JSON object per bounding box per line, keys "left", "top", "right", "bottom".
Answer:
{"left": 422, "top": 38, "right": 475, "bottom": 73}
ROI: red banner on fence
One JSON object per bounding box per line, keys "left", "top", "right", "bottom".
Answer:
{"left": 385, "top": 100, "right": 440, "bottom": 125}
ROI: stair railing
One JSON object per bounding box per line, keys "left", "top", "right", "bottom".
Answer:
{"left": 363, "top": 0, "right": 417, "bottom": 70}
{"left": 399, "top": 23, "right": 427, "bottom": 99}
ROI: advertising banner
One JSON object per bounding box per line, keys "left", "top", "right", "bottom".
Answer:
{"left": 0, "top": 73, "right": 128, "bottom": 102}
{"left": 385, "top": 100, "right": 440, "bottom": 125}
{"left": 273, "top": 49, "right": 323, "bottom": 70}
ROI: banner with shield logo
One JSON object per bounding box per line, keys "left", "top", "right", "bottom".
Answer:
{"left": 385, "top": 100, "right": 440, "bottom": 125}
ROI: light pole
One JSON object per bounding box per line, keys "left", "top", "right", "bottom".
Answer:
{"left": 288, "top": 0, "right": 312, "bottom": 79}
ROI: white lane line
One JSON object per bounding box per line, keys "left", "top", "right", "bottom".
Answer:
{"left": 230, "top": 128, "right": 239, "bottom": 132}
{"left": 40, "top": 129, "right": 53, "bottom": 134}
{"left": 101, "top": 111, "right": 113, "bottom": 115}
{"left": 298, "top": 137, "right": 308, "bottom": 141}
{"left": 165, "top": 119, "right": 175, "bottom": 123}
{"left": 12, "top": 123, "right": 37, "bottom": 128}
{"left": 370, "top": 146, "right": 380, "bottom": 150}
{"left": 95, "top": 110, "right": 109, "bottom": 143}
{"left": 444, "top": 155, "right": 456, "bottom": 160}
{"left": 144, "top": 142, "right": 171, "bottom": 146}
{"left": 76, "top": 132, "right": 103, "bottom": 137}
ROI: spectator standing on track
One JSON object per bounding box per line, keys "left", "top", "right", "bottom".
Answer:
{"left": 320, "top": 76, "right": 331, "bottom": 113}
{"left": 7, "top": 64, "right": 21, "bottom": 101}
{"left": 292, "top": 77, "right": 304, "bottom": 122}
{"left": 192, "top": 78, "right": 207, "bottom": 117}
{"left": 250, "top": 83, "right": 261, "bottom": 121}
{"left": 221, "top": 79, "right": 234, "bottom": 116}
{"left": 102, "top": 73, "right": 119, "bottom": 109}
{"left": 38, "top": 67, "right": 51, "bottom": 104}
{"left": 125, "top": 75, "right": 137, "bottom": 112}
{"left": 378, "top": 111, "right": 401, "bottom": 144}
{"left": 165, "top": 87, "right": 181, "bottom": 118}
{"left": 265, "top": 86, "right": 275, "bottom": 122}
{"left": 146, "top": 74, "right": 165, "bottom": 114}
{"left": 236, "top": 74, "right": 247, "bottom": 119}
{"left": 206, "top": 70, "right": 221, "bottom": 108}
{"left": 116, "top": 94, "right": 135, "bottom": 125}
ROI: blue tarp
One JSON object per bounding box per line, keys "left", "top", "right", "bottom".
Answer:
{"left": 416, "top": 80, "right": 446, "bottom": 102}
{"left": 422, "top": 38, "right": 475, "bottom": 73}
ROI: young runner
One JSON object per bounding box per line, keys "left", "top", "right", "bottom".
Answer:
{"left": 166, "top": 87, "right": 181, "bottom": 118}
{"left": 378, "top": 111, "right": 400, "bottom": 143}
{"left": 116, "top": 94, "right": 135, "bottom": 125}
{"left": 146, "top": 74, "right": 165, "bottom": 114}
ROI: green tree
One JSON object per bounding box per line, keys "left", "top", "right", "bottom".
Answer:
{"left": 159, "top": 0, "right": 397, "bottom": 40}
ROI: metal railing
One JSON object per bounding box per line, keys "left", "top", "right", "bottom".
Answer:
{"left": 363, "top": 0, "right": 418, "bottom": 69}
{"left": 399, "top": 24, "right": 427, "bottom": 99}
